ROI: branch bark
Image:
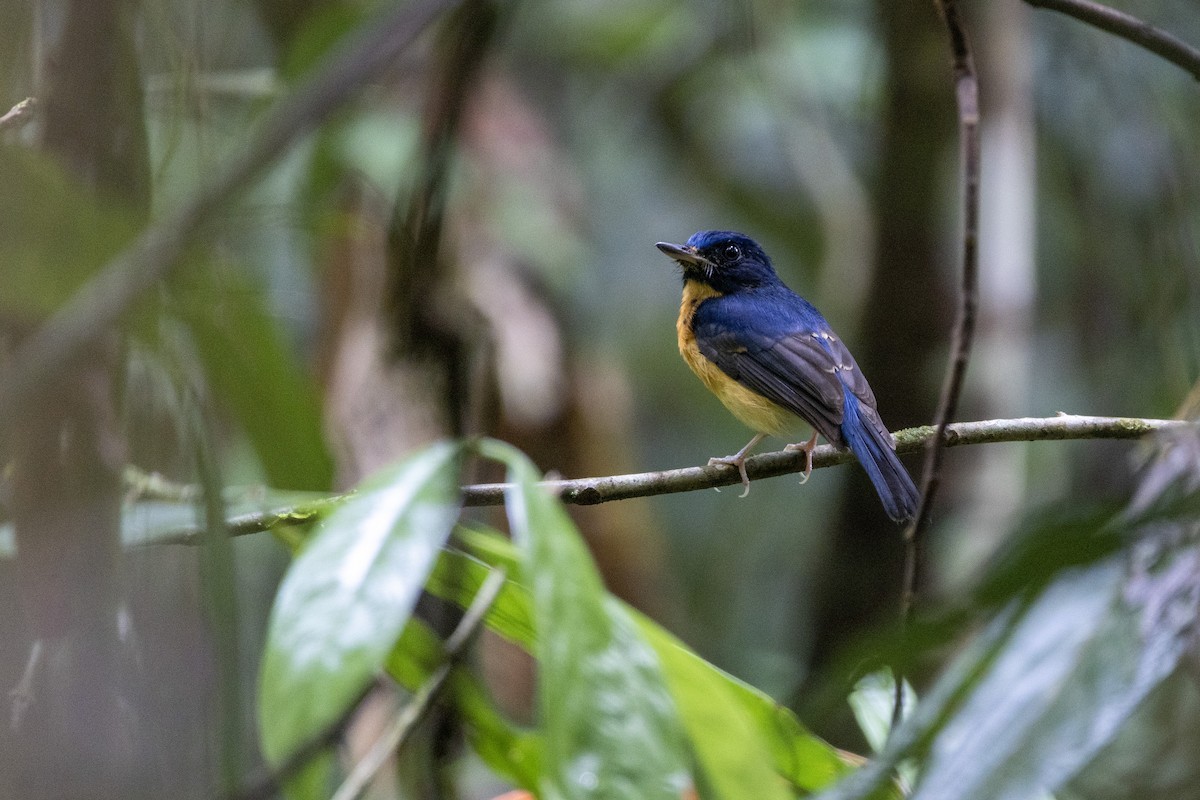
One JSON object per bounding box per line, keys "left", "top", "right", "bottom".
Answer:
{"left": 136, "top": 415, "right": 1193, "bottom": 547}
{"left": 462, "top": 415, "right": 1182, "bottom": 507}
{"left": 1025, "top": 0, "right": 1200, "bottom": 81}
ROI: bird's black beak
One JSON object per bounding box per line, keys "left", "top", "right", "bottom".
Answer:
{"left": 655, "top": 241, "right": 708, "bottom": 268}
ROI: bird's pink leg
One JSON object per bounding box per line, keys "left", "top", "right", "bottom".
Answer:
{"left": 708, "top": 433, "right": 766, "bottom": 497}
{"left": 784, "top": 431, "right": 820, "bottom": 485}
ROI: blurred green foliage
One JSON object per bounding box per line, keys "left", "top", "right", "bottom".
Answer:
{"left": 1, "top": 1, "right": 1199, "bottom": 798}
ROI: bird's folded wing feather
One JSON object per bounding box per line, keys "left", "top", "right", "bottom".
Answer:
{"left": 694, "top": 326, "right": 844, "bottom": 443}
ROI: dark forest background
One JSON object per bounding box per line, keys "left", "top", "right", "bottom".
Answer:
{"left": 1, "top": 1, "right": 1199, "bottom": 799}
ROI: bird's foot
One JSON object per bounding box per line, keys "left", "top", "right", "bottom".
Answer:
{"left": 707, "top": 433, "right": 766, "bottom": 498}
{"left": 784, "top": 432, "right": 819, "bottom": 485}
{"left": 708, "top": 454, "right": 752, "bottom": 497}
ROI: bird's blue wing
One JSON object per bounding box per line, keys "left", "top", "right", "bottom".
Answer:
{"left": 693, "top": 290, "right": 882, "bottom": 447}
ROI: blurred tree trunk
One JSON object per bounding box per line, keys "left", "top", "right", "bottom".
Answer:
{"left": 807, "top": 0, "right": 953, "bottom": 696}
{"left": 317, "top": 8, "right": 677, "bottom": 793}
{"left": 4, "top": 1, "right": 150, "bottom": 798}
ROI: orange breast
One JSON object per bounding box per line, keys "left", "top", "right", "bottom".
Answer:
{"left": 676, "top": 280, "right": 795, "bottom": 437}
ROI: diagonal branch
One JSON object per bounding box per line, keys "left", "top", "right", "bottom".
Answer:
{"left": 1025, "top": 0, "right": 1200, "bottom": 81}
{"left": 0, "top": 0, "right": 456, "bottom": 421}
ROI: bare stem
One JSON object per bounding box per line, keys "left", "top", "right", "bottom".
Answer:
{"left": 894, "top": 0, "right": 981, "bottom": 726}
{"left": 1026, "top": 0, "right": 1200, "bottom": 81}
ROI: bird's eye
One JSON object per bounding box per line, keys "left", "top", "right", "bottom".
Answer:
{"left": 722, "top": 244, "right": 741, "bottom": 261}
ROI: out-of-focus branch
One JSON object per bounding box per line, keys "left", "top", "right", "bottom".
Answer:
{"left": 0, "top": 0, "right": 456, "bottom": 421}
{"left": 1026, "top": 0, "right": 1200, "bottom": 81}
{"left": 329, "top": 569, "right": 508, "bottom": 800}
{"left": 0, "top": 97, "right": 36, "bottom": 130}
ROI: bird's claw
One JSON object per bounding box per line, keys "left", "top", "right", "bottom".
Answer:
{"left": 784, "top": 433, "right": 818, "bottom": 486}
{"left": 708, "top": 455, "right": 752, "bottom": 497}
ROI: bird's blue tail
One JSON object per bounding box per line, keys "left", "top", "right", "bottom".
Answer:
{"left": 841, "top": 394, "right": 919, "bottom": 523}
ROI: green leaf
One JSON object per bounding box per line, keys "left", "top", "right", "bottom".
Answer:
{"left": 426, "top": 545, "right": 536, "bottom": 649}
{"left": 911, "top": 546, "right": 1200, "bottom": 800}
{"left": 848, "top": 670, "right": 915, "bottom": 756}
{"left": 635, "top": 611, "right": 857, "bottom": 796}
{"left": 173, "top": 268, "right": 333, "bottom": 490}
{"left": 0, "top": 148, "right": 142, "bottom": 316}
{"left": 480, "top": 439, "right": 693, "bottom": 800}
{"left": 848, "top": 670, "right": 917, "bottom": 789}
{"left": 258, "top": 442, "right": 461, "bottom": 772}
{"left": 433, "top": 530, "right": 859, "bottom": 798}
{"left": 386, "top": 619, "right": 544, "bottom": 789}
{"left": 631, "top": 612, "right": 804, "bottom": 800}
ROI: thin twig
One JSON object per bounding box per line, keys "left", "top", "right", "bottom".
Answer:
{"left": 913, "top": 0, "right": 981, "bottom": 585}
{"left": 894, "top": 0, "right": 981, "bottom": 728}
{"left": 329, "top": 568, "right": 508, "bottom": 800}
{"left": 0, "top": 0, "right": 456, "bottom": 421}
{"left": 0, "top": 97, "right": 36, "bottom": 131}
{"left": 1025, "top": 0, "right": 1200, "bottom": 81}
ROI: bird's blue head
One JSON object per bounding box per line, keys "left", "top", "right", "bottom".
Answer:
{"left": 655, "top": 230, "right": 780, "bottom": 294}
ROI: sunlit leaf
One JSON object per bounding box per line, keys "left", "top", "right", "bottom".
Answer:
{"left": 848, "top": 670, "right": 915, "bottom": 756}
{"left": 258, "top": 442, "right": 461, "bottom": 775}
{"left": 481, "top": 439, "right": 693, "bottom": 800}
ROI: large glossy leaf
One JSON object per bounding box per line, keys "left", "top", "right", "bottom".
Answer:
{"left": 480, "top": 440, "right": 692, "bottom": 800}
{"left": 912, "top": 542, "right": 1200, "bottom": 800}
{"left": 429, "top": 535, "right": 861, "bottom": 799}
{"left": 258, "top": 442, "right": 461, "bottom": 778}
{"left": 631, "top": 610, "right": 839, "bottom": 799}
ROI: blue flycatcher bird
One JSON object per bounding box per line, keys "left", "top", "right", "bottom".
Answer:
{"left": 657, "top": 230, "right": 919, "bottom": 523}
